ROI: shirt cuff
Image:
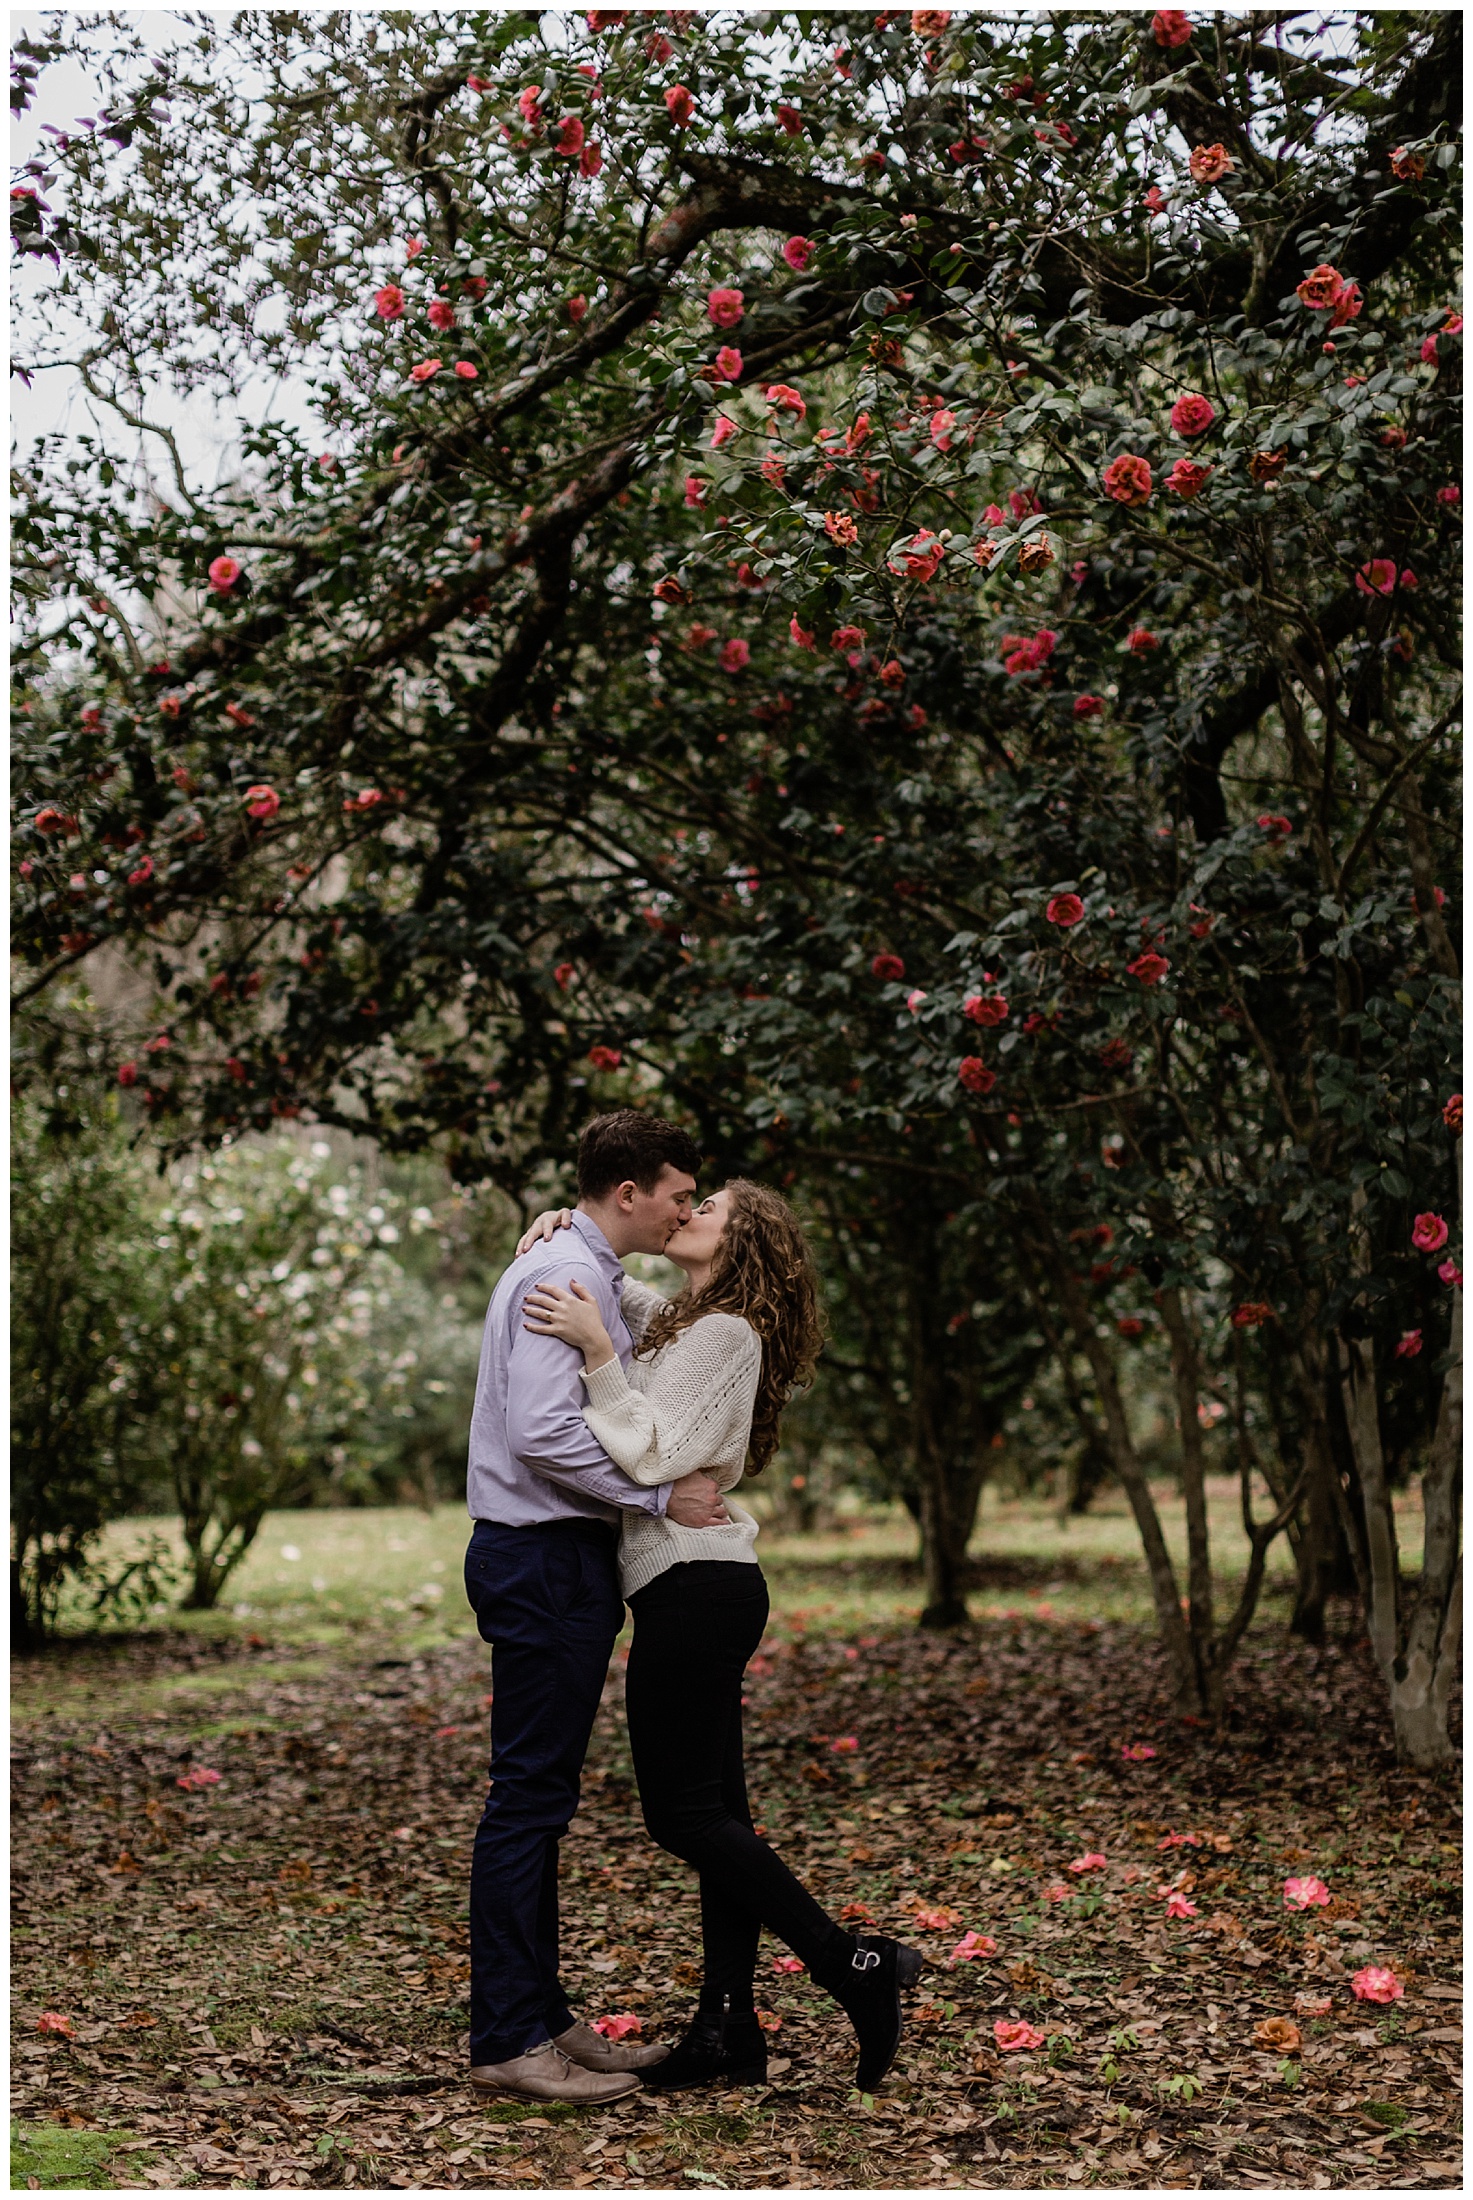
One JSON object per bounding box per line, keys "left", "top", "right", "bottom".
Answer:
{"left": 654, "top": 1481, "right": 671, "bottom": 1516}
{"left": 580, "top": 1359, "right": 631, "bottom": 1412}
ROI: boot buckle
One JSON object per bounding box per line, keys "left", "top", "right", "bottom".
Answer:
{"left": 851, "top": 1948, "right": 880, "bottom": 1973}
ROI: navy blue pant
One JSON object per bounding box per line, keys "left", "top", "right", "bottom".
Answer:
{"left": 464, "top": 1518, "right": 623, "bottom": 2066}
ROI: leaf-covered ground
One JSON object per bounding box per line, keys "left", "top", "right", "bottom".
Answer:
{"left": 11, "top": 1607, "right": 1462, "bottom": 2189}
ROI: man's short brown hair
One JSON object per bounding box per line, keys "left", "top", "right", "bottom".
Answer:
{"left": 577, "top": 1110, "right": 703, "bottom": 1203}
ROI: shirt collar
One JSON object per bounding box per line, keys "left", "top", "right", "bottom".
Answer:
{"left": 570, "top": 1208, "right": 624, "bottom": 1293}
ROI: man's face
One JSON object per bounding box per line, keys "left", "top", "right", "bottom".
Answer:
{"left": 620, "top": 1165, "right": 697, "bottom": 1255}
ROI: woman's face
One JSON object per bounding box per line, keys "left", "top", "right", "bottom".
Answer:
{"left": 667, "top": 1185, "right": 732, "bottom": 1272}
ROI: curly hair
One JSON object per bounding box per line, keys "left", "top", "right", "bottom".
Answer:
{"left": 633, "top": 1179, "right": 824, "bottom": 1474}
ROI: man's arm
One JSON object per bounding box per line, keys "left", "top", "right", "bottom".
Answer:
{"left": 504, "top": 1289, "right": 670, "bottom": 1516}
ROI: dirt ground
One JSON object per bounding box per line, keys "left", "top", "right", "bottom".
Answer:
{"left": 10, "top": 1606, "right": 1462, "bottom": 2189}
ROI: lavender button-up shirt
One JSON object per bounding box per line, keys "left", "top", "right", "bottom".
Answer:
{"left": 465, "top": 1210, "right": 670, "bottom": 1528}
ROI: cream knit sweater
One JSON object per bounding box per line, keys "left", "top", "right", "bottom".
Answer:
{"left": 579, "top": 1278, "right": 763, "bottom": 1598}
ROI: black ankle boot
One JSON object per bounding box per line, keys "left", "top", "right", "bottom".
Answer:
{"left": 642, "top": 2005, "right": 767, "bottom": 2092}
{"left": 823, "top": 1935, "right": 925, "bottom": 2092}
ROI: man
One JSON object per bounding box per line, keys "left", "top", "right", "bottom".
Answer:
{"left": 463, "top": 1110, "right": 728, "bottom": 2104}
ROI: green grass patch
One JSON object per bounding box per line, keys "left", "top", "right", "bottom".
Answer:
{"left": 10, "top": 2121, "right": 148, "bottom": 2190}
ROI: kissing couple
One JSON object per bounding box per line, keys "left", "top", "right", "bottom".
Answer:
{"left": 461, "top": 1108, "right": 923, "bottom": 2105}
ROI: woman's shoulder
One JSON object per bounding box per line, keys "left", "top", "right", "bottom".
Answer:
{"left": 683, "top": 1309, "right": 762, "bottom": 1359}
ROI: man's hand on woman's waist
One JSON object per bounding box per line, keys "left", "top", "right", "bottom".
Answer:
{"left": 665, "top": 1471, "right": 731, "bottom": 1529}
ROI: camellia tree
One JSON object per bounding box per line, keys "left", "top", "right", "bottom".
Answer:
{"left": 13, "top": 10, "right": 1461, "bottom": 1749}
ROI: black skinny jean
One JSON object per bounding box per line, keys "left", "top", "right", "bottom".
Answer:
{"left": 625, "top": 1561, "right": 851, "bottom": 2013}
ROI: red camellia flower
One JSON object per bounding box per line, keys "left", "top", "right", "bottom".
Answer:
{"left": 1152, "top": 8, "right": 1192, "bottom": 44}
{"left": 912, "top": 8, "right": 951, "bottom": 31}
{"left": 1231, "top": 1302, "right": 1273, "bottom": 1328}
{"left": 1073, "top": 694, "right": 1105, "bottom": 719}
{"left": 37, "top": 2012, "right": 77, "bottom": 2038}
{"left": 959, "top": 1057, "right": 996, "bottom": 1096}
{"left": 1046, "top": 893, "right": 1085, "bottom": 928}
{"left": 1189, "top": 142, "right": 1233, "bottom": 182}
{"left": 1169, "top": 391, "right": 1216, "bottom": 437}
{"left": 587, "top": 1044, "right": 623, "bottom": 1071}
{"left": 408, "top": 359, "right": 441, "bottom": 382}
{"left": 1443, "top": 1093, "right": 1462, "bottom": 1133}
{"left": 1394, "top": 1330, "right": 1424, "bottom": 1359}
{"left": 713, "top": 345, "right": 743, "bottom": 381}
{"left": 683, "top": 475, "right": 707, "bottom": 508}
{"left": 1102, "top": 453, "right": 1153, "bottom": 505}
{"left": 128, "top": 856, "right": 154, "bottom": 887}
{"left": 1117, "top": 1317, "right": 1145, "bottom": 1338}
{"left": 553, "top": 115, "right": 585, "bottom": 157}
{"left": 1126, "top": 951, "right": 1170, "bottom": 986}
{"left": 566, "top": 294, "right": 589, "bottom": 323}
{"left": 116, "top": 1061, "right": 138, "bottom": 1087}
{"left": 652, "top": 576, "right": 686, "bottom": 605}
{"left": 1354, "top": 557, "right": 1399, "bottom": 596}
{"left": 1437, "top": 484, "right": 1460, "bottom": 506}
{"left": 33, "top": 807, "right": 78, "bottom": 835}
{"left": 871, "top": 953, "right": 905, "bottom": 981}
{"left": 707, "top": 286, "right": 744, "bottom": 328}
{"left": 579, "top": 141, "right": 603, "bottom": 178}
{"left": 664, "top": 83, "right": 694, "bottom": 125}
{"left": 517, "top": 85, "right": 544, "bottom": 126}
{"left": 374, "top": 284, "right": 405, "bottom": 320}
{"left": 878, "top": 659, "right": 906, "bottom": 687}
{"left": 964, "top": 994, "right": 1008, "bottom": 1026}
{"left": 776, "top": 102, "right": 803, "bottom": 134}
{"left": 1295, "top": 262, "right": 1344, "bottom": 310}
{"left": 243, "top": 784, "right": 280, "bottom": 821}
{"left": 1330, "top": 279, "right": 1363, "bottom": 327}
{"left": 720, "top": 638, "right": 750, "bottom": 673}
{"left": 1143, "top": 185, "right": 1167, "bottom": 213}
{"left": 765, "top": 382, "right": 807, "bottom": 420}
{"left": 428, "top": 298, "right": 456, "bottom": 331}
{"left": 1127, "top": 628, "right": 1159, "bottom": 653}
{"left": 1166, "top": 458, "right": 1212, "bottom": 499}
{"left": 824, "top": 511, "right": 859, "bottom": 546}
{"left": 1411, "top": 1212, "right": 1449, "bottom": 1254}
{"left": 1390, "top": 145, "right": 1425, "bottom": 181}
{"left": 789, "top": 616, "right": 816, "bottom": 649}
{"left": 1256, "top": 814, "right": 1292, "bottom": 843}
{"left": 454, "top": 361, "right": 478, "bottom": 379}
{"left": 782, "top": 235, "right": 815, "bottom": 272}
{"left": 207, "top": 555, "right": 242, "bottom": 592}
{"left": 554, "top": 962, "right": 575, "bottom": 991}
{"left": 1099, "top": 1038, "right": 1133, "bottom": 1071}
{"left": 891, "top": 529, "right": 945, "bottom": 581}
{"left": 710, "top": 414, "right": 738, "bottom": 449}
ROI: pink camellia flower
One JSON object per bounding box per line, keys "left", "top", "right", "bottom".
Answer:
{"left": 207, "top": 555, "right": 242, "bottom": 592}
{"left": 711, "top": 414, "right": 739, "bottom": 449}
{"left": 930, "top": 408, "right": 957, "bottom": 452}
{"left": 782, "top": 235, "right": 815, "bottom": 272}
{"left": 766, "top": 382, "right": 807, "bottom": 420}
{"left": 1126, "top": 951, "right": 1170, "bottom": 986}
{"left": 789, "top": 616, "right": 816, "bottom": 650}
{"left": 243, "top": 784, "right": 280, "bottom": 821}
{"left": 1420, "top": 333, "right": 1440, "bottom": 365}
{"left": 664, "top": 83, "right": 694, "bottom": 125}
{"left": 824, "top": 511, "right": 859, "bottom": 546}
{"left": 994, "top": 2018, "right": 1046, "bottom": 2052}
{"left": 592, "top": 2013, "right": 643, "bottom": 2039}
{"left": 1283, "top": 1876, "right": 1331, "bottom": 1910}
{"left": 830, "top": 1734, "right": 859, "bottom": 1752}
{"left": 552, "top": 115, "right": 586, "bottom": 157}
{"left": 1330, "top": 279, "right": 1363, "bottom": 328}
{"left": 566, "top": 294, "right": 589, "bottom": 324}
{"left": 1231, "top": 1302, "right": 1274, "bottom": 1329}
{"left": 1189, "top": 142, "right": 1233, "bottom": 183}
{"left": 1437, "top": 1259, "right": 1462, "bottom": 1288}
{"left": 1128, "top": 627, "right": 1159, "bottom": 652}
{"left": 117, "top": 1061, "right": 138, "bottom": 1088}
{"left": 1295, "top": 263, "right": 1345, "bottom": 311}
{"left": 644, "top": 31, "right": 674, "bottom": 63}
{"left": 1166, "top": 458, "right": 1212, "bottom": 500}
{"left": 1352, "top": 1967, "right": 1403, "bottom": 2005}
{"left": 143, "top": 1033, "right": 171, "bottom": 1055}
{"left": 374, "top": 283, "right": 405, "bottom": 320}
{"left": 1412, "top": 1212, "right": 1449, "bottom": 1254}
{"left": 906, "top": 989, "right": 928, "bottom": 1012}
{"left": 912, "top": 8, "right": 952, "bottom": 31}
{"left": 408, "top": 359, "right": 442, "bottom": 382}
{"left": 1444, "top": 1093, "right": 1463, "bottom": 1132}
{"left": 128, "top": 856, "right": 154, "bottom": 887}
{"left": 951, "top": 1931, "right": 998, "bottom": 1963}
{"left": 1394, "top": 1330, "right": 1424, "bottom": 1359}
{"left": 176, "top": 1767, "right": 222, "bottom": 1791}
{"left": 1044, "top": 1884, "right": 1074, "bottom": 1904}
{"left": 756, "top": 2009, "right": 783, "bottom": 2033}
{"left": 454, "top": 361, "right": 478, "bottom": 379}
{"left": 1437, "top": 484, "right": 1460, "bottom": 506}
{"left": 720, "top": 638, "right": 750, "bottom": 674}
{"left": 1068, "top": 1853, "right": 1107, "bottom": 1874}
{"left": 891, "top": 529, "right": 945, "bottom": 581}
{"left": 1152, "top": 9, "right": 1192, "bottom": 45}
{"left": 772, "top": 1955, "right": 805, "bottom": 1974}
{"left": 37, "top": 2012, "right": 76, "bottom": 2038}
{"left": 1162, "top": 1890, "right": 1199, "bottom": 1920}
{"left": 713, "top": 346, "right": 743, "bottom": 381}
{"left": 428, "top": 298, "right": 456, "bottom": 331}
{"left": 517, "top": 86, "right": 543, "bottom": 127}
{"left": 1157, "top": 1831, "right": 1200, "bottom": 1850}
{"left": 1355, "top": 557, "right": 1400, "bottom": 596}
{"left": 912, "top": 1905, "right": 961, "bottom": 1930}
{"left": 1073, "top": 694, "right": 1105, "bottom": 719}
{"left": 707, "top": 286, "right": 744, "bottom": 328}
{"left": 578, "top": 140, "right": 604, "bottom": 178}
{"left": 1102, "top": 453, "right": 1153, "bottom": 505}
{"left": 1121, "top": 1741, "right": 1157, "bottom": 1761}
{"left": 683, "top": 475, "right": 707, "bottom": 508}
{"left": 1046, "top": 892, "right": 1085, "bottom": 928}
{"left": 959, "top": 1058, "right": 996, "bottom": 1096}
{"left": 1170, "top": 391, "right": 1216, "bottom": 437}
{"left": 1143, "top": 184, "right": 1167, "bottom": 213}
{"left": 965, "top": 994, "right": 1008, "bottom": 1027}
{"left": 1256, "top": 813, "right": 1292, "bottom": 843}
{"left": 587, "top": 1044, "right": 623, "bottom": 1071}
{"left": 872, "top": 953, "right": 905, "bottom": 981}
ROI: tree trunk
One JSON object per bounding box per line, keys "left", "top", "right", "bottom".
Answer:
{"left": 1158, "top": 1286, "right": 1222, "bottom": 1720}
{"left": 914, "top": 1436, "right": 974, "bottom": 1629}
{"left": 12, "top": 1556, "right": 39, "bottom": 1656}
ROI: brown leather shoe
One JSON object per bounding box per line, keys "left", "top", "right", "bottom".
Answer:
{"left": 469, "top": 2038, "right": 641, "bottom": 2103}
{"left": 553, "top": 2018, "right": 671, "bottom": 2073}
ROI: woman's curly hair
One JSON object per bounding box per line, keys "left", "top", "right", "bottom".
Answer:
{"left": 634, "top": 1179, "right": 824, "bottom": 1473}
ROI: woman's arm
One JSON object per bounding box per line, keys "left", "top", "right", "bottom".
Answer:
{"left": 580, "top": 1315, "right": 762, "bottom": 1488}
{"left": 617, "top": 1276, "right": 668, "bottom": 1342}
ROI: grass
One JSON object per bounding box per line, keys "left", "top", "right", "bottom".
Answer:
{"left": 10, "top": 2121, "right": 147, "bottom": 2190}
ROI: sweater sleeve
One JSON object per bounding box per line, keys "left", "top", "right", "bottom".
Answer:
{"left": 616, "top": 1277, "right": 668, "bottom": 1343}
{"left": 579, "top": 1313, "right": 761, "bottom": 1487}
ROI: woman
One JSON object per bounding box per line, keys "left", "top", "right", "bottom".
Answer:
{"left": 517, "top": 1180, "right": 923, "bottom": 2093}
